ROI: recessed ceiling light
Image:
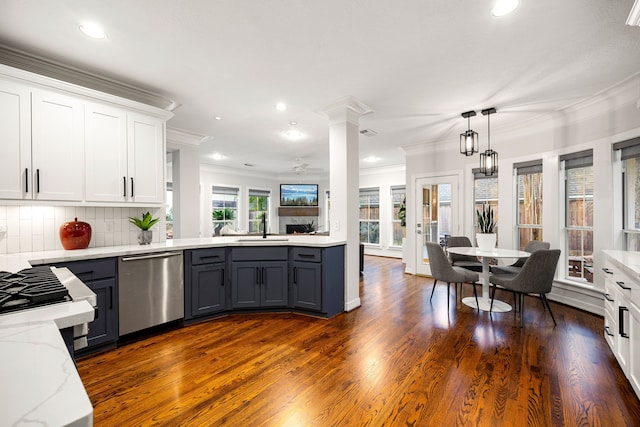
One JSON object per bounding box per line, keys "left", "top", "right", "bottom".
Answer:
{"left": 362, "top": 156, "right": 381, "bottom": 163}
{"left": 79, "top": 22, "right": 106, "bottom": 39}
{"left": 284, "top": 129, "right": 304, "bottom": 140}
{"left": 289, "top": 121, "right": 297, "bottom": 126}
{"left": 211, "top": 153, "right": 225, "bottom": 160}
{"left": 492, "top": 0, "right": 519, "bottom": 17}
{"left": 276, "top": 102, "right": 287, "bottom": 111}
{"left": 215, "top": 116, "right": 222, "bottom": 121}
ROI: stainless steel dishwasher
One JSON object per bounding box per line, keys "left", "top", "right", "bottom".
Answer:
{"left": 118, "top": 251, "right": 184, "bottom": 336}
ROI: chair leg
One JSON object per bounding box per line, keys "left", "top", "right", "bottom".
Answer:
{"left": 430, "top": 279, "right": 438, "bottom": 301}
{"left": 472, "top": 282, "right": 479, "bottom": 310}
{"left": 520, "top": 293, "right": 525, "bottom": 328}
{"left": 539, "top": 295, "right": 547, "bottom": 311}
{"left": 513, "top": 293, "right": 518, "bottom": 312}
{"left": 542, "top": 294, "right": 557, "bottom": 326}
{"left": 447, "top": 282, "right": 451, "bottom": 309}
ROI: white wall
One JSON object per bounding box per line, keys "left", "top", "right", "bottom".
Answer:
{"left": 404, "top": 75, "right": 640, "bottom": 314}
{"left": 359, "top": 165, "right": 406, "bottom": 258}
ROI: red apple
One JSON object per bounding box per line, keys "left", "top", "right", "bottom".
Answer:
{"left": 59, "top": 217, "right": 92, "bottom": 250}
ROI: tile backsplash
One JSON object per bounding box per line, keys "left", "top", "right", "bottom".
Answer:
{"left": 0, "top": 205, "right": 166, "bottom": 254}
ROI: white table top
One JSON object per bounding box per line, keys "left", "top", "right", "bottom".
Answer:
{"left": 447, "top": 247, "right": 531, "bottom": 259}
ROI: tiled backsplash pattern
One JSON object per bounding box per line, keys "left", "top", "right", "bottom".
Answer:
{"left": 0, "top": 206, "right": 165, "bottom": 254}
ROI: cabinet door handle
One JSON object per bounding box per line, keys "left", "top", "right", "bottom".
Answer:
{"left": 604, "top": 326, "right": 614, "bottom": 337}
{"left": 221, "top": 269, "right": 224, "bottom": 286}
{"left": 130, "top": 177, "right": 134, "bottom": 197}
{"left": 25, "top": 168, "right": 29, "bottom": 193}
{"left": 36, "top": 169, "right": 40, "bottom": 193}
{"left": 200, "top": 255, "right": 221, "bottom": 262}
{"left": 256, "top": 267, "right": 261, "bottom": 285}
{"left": 604, "top": 293, "right": 614, "bottom": 302}
{"left": 261, "top": 267, "right": 265, "bottom": 285}
{"left": 109, "top": 286, "right": 113, "bottom": 310}
{"left": 293, "top": 266, "right": 298, "bottom": 284}
{"left": 602, "top": 268, "right": 613, "bottom": 275}
{"left": 298, "top": 253, "right": 315, "bottom": 258}
{"left": 619, "top": 306, "right": 629, "bottom": 338}
{"left": 616, "top": 281, "right": 631, "bottom": 290}
{"left": 123, "top": 177, "right": 127, "bottom": 197}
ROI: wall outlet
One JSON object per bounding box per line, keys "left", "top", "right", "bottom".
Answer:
{"left": 333, "top": 220, "right": 340, "bottom": 231}
{"left": 105, "top": 220, "right": 114, "bottom": 232}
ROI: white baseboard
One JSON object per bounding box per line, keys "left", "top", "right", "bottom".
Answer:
{"left": 548, "top": 280, "right": 603, "bottom": 316}
{"left": 344, "top": 298, "right": 362, "bottom": 312}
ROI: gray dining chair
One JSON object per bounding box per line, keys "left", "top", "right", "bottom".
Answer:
{"left": 447, "top": 236, "right": 483, "bottom": 272}
{"left": 489, "top": 249, "right": 561, "bottom": 327}
{"left": 426, "top": 242, "right": 479, "bottom": 309}
{"left": 490, "top": 240, "right": 550, "bottom": 275}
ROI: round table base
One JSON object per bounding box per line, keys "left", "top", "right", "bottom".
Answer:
{"left": 462, "top": 297, "right": 512, "bottom": 313}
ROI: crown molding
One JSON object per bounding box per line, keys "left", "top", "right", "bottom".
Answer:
{"left": 0, "top": 45, "right": 178, "bottom": 111}
{"left": 167, "top": 127, "right": 210, "bottom": 148}
{"left": 627, "top": 0, "right": 640, "bottom": 26}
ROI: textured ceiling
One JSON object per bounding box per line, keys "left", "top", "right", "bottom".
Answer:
{"left": 0, "top": 0, "right": 639, "bottom": 176}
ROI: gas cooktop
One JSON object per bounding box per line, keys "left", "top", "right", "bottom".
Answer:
{"left": 0, "top": 266, "right": 70, "bottom": 314}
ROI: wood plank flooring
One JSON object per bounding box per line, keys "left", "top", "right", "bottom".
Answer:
{"left": 77, "top": 256, "right": 640, "bottom": 426}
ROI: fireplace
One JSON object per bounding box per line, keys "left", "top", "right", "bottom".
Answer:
{"left": 286, "top": 224, "right": 308, "bottom": 234}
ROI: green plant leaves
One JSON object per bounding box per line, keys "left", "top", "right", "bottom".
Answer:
{"left": 129, "top": 211, "right": 160, "bottom": 231}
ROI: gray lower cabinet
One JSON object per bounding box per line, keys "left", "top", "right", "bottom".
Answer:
{"left": 185, "top": 248, "right": 227, "bottom": 319}
{"left": 231, "top": 247, "right": 288, "bottom": 308}
{"left": 53, "top": 258, "right": 118, "bottom": 351}
{"left": 290, "top": 245, "right": 345, "bottom": 316}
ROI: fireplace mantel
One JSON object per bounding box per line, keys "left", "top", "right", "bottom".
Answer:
{"left": 278, "top": 207, "right": 319, "bottom": 216}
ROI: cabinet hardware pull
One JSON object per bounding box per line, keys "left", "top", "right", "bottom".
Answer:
{"left": 261, "top": 267, "right": 265, "bottom": 284}
{"left": 123, "top": 177, "right": 127, "bottom": 197}
{"left": 604, "top": 293, "right": 614, "bottom": 302}
{"left": 121, "top": 252, "right": 181, "bottom": 261}
{"left": 616, "top": 281, "right": 631, "bottom": 290}
{"left": 298, "top": 253, "right": 315, "bottom": 258}
{"left": 604, "top": 326, "right": 614, "bottom": 337}
{"left": 130, "top": 177, "right": 134, "bottom": 197}
{"left": 602, "top": 268, "right": 613, "bottom": 274}
{"left": 257, "top": 267, "right": 260, "bottom": 284}
{"left": 293, "top": 266, "right": 297, "bottom": 283}
{"left": 25, "top": 168, "right": 28, "bottom": 193}
{"left": 201, "top": 255, "right": 221, "bottom": 261}
{"left": 221, "top": 270, "right": 224, "bottom": 286}
{"left": 619, "top": 306, "right": 629, "bottom": 338}
{"left": 109, "top": 286, "right": 113, "bottom": 310}
{"left": 94, "top": 306, "right": 99, "bottom": 321}
{"left": 36, "top": 169, "right": 40, "bottom": 193}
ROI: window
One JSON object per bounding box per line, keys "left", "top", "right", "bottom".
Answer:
{"left": 562, "top": 150, "right": 593, "bottom": 283}
{"left": 615, "top": 137, "right": 640, "bottom": 250}
{"left": 391, "top": 186, "right": 406, "bottom": 246}
{"left": 515, "top": 160, "right": 543, "bottom": 250}
{"left": 166, "top": 182, "right": 173, "bottom": 239}
{"left": 473, "top": 168, "right": 498, "bottom": 236}
{"left": 248, "top": 189, "right": 270, "bottom": 234}
{"left": 212, "top": 186, "right": 239, "bottom": 236}
{"left": 359, "top": 187, "right": 380, "bottom": 244}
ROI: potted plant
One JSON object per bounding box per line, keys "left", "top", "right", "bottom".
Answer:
{"left": 476, "top": 204, "right": 497, "bottom": 251}
{"left": 129, "top": 211, "right": 160, "bottom": 245}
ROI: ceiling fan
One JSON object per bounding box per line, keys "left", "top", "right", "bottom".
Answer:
{"left": 291, "top": 159, "right": 323, "bottom": 175}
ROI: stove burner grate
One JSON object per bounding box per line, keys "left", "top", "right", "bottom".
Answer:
{"left": 0, "top": 266, "right": 70, "bottom": 313}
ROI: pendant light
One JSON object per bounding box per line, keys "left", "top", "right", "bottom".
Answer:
{"left": 460, "top": 110, "right": 478, "bottom": 156}
{"left": 480, "top": 108, "right": 498, "bottom": 176}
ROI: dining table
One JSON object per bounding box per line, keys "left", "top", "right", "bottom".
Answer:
{"left": 446, "top": 246, "right": 531, "bottom": 312}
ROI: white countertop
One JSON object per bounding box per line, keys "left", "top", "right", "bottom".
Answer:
{"left": 0, "top": 321, "right": 93, "bottom": 427}
{"left": 1, "top": 235, "right": 346, "bottom": 271}
{"left": 602, "top": 249, "right": 640, "bottom": 282}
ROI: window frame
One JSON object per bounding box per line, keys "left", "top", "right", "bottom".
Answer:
{"left": 514, "top": 160, "right": 543, "bottom": 250}
{"left": 359, "top": 187, "right": 380, "bottom": 245}
{"left": 561, "top": 150, "right": 593, "bottom": 284}
{"left": 248, "top": 188, "right": 270, "bottom": 235}
{"left": 614, "top": 137, "right": 640, "bottom": 250}
{"left": 390, "top": 185, "right": 406, "bottom": 247}
{"left": 212, "top": 186, "right": 239, "bottom": 235}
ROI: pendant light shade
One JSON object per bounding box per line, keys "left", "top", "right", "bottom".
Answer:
{"left": 460, "top": 110, "right": 478, "bottom": 156}
{"left": 480, "top": 108, "right": 498, "bottom": 176}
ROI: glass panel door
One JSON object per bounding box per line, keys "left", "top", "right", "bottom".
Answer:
{"left": 415, "top": 175, "right": 459, "bottom": 276}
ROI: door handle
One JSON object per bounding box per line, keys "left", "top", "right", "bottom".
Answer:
{"left": 123, "top": 177, "right": 127, "bottom": 197}
{"left": 130, "top": 177, "right": 134, "bottom": 198}
{"left": 604, "top": 326, "right": 614, "bottom": 337}
{"left": 619, "top": 306, "right": 629, "bottom": 338}
{"left": 36, "top": 169, "right": 40, "bottom": 193}
{"left": 603, "top": 293, "right": 614, "bottom": 302}
{"left": 616, "top": 281, "right": 631, "bottom": 290}
{"left": 25, "top": 168, "right": 29, "bottom": 193}
{"left": 293, "top": 266, "right": 297, "bottom": 284}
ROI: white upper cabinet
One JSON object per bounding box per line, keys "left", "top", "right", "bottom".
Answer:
{"left": 31, "top": 89, "right": 84, "bottom": 201}
{"left": 85, "top": 103, "right": 128, "bottom": 202}
{"left": 127, "top": 113, "right": 165, "bottom": 204}
{"left": 0, "top": 80, "right": 31, "bottom": 199}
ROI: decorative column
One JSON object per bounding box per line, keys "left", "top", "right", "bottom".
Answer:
{"left": 319, "top": 96, "right": 373, "bottom": 311}
{"left": 166, "top": 128, "right": 208, "bottom": 239}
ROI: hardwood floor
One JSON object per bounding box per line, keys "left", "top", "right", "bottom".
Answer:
{"left": 77, "top": 256, "right": 640, "bottom": 426}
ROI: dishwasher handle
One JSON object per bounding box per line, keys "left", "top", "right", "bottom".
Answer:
{"left": 121, "top": 252, "right": 182, "bottom": 262}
